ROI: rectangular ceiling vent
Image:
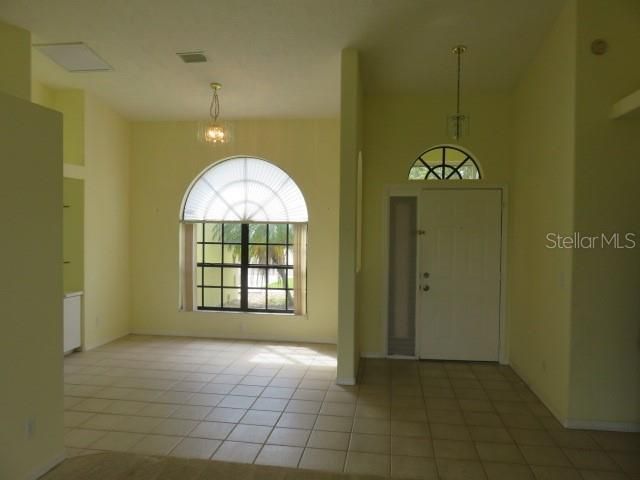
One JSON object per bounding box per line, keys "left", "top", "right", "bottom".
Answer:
{"left": 177, "top": 51, "right": 207, "bottom": 63}
{"left": 34, "top": 42, "right": 112, "bottom": 72}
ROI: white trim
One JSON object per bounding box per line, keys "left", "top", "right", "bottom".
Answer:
{"left": 381, "top": 183, "right": 508, "bottom": 363}
{"left": 565, "top": 419, "right": 640, "bottom": 432}
{"left": 360, "top": 352, "right": 387, "bottom": 358}
{"left": 63, "top": 163, "right": 85, "bottom": 180}
{"left": 361, "top": 352, "right": 419, "bottom": 360}
{"left": 336, "top": 376, "right": 356, "bottom": 385}
{"left": 510, "top": 359, "right": 640, "bottom": 433}
{"left": 27, "top": 451, "right": 65, "bottom": 480}
{"left": 130, "top": 328, "right": 336, "bottom": 346}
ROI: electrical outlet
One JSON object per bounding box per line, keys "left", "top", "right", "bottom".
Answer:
{"left": 25, "top": 417, "right": 36, "bottom": 439}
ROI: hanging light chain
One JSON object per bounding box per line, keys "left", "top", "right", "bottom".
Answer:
{"left": 452, "top": 45, "right": 466, "bottom": 140}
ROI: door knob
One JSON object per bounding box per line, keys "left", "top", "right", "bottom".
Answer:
{"left": 422, "top": 285, "right": 430, "bottom": 291}
{"left": 423, "top": 272, "right": 430, "bottom": 278}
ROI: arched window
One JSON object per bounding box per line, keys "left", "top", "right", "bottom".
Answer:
{"left": 180, "top": 157, "right": 307, "bottom": 315}
{"left": 408, "top": 145, "right": 481, "bottom": 180}
{"left": 181, "top": 157, "right": 308, "bottom": 223}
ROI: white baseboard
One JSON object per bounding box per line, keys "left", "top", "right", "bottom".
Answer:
{"left": 509, "top": 360, "right": 640, "bottom": 433}
{"left": 565, "top": 419, "right": 640, "bottom": 432}
{"left": 84, "top": 331, "right": 131, "bottom": 352}
{"left": 28, "top": 451, "right": 65, "bottom": 480}
{"left": 360, "top": 352, "right": 386, "bottom": 358}
{"left": 130, "top": 328, "right": 337, "bottom": 346}
{"left": 336, "top": 377, "right": 356, "bottom": 386}
{"left": 361, "top": 352, "right": 420, "bottom": 360}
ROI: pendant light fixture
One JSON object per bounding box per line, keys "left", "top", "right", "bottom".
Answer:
{"left": 198, "top": 82, "right": 232, "bottom": 144}
{"left": 447, "top": 45, "right": 469, "bottom": 140}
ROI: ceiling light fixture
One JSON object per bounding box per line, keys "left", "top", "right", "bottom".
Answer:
{"left": 198, "top": 82, "right": 232, "bottom": 145}
{"left": 447, "top": 45, "right": 469, "bottom": 140}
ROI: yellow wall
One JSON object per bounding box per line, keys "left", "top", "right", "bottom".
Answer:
{"left": 0, "top": 92, "right": 63, "bottom": 480}
{"left": 509, "top": 0, "right": 576, "bottom": 422}
{"left": 51, "top": 90, "right": 85, "bottom": 166}
{"left": 0, "top": 21, "right": 30, "bottom": 100}
{"left": 83, "top": 93, "right": 132, "bottom": 350}
{"left": 63, "top": 178, "right": 85, "bottom": 293}
{"left": 359, "top": 93, "right": 512, "bottom": 355}
{"left": 569, "top": 0, "right": 640, "bottom": 427}
{"left": 337, "top": 48, "right": 362, "bottom": 382}
{"left": 32, "top": 80, "right": 54, "bottom": 107}
{"left": 130, "top": 119, "right": 339, "bottom": 343}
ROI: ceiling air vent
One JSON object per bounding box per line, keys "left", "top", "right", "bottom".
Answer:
{"left": 34, "top": 42, "right": 112, "bottom": 72}
{"left": 177, "top": 51, "right": 207, "bottom": 63}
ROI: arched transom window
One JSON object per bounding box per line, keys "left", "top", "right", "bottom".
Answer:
{"left": 408, "top": 145, "right": 481, "bottom": 180}
{"left": 182, "top": 156, "right": 308, "bottom": 223}
{"left": 180, "top": 157, "right": 307, "bottom": 315}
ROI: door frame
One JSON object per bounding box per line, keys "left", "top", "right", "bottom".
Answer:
{"left": 381, "top": 183, "right": 509, "bottom": 364}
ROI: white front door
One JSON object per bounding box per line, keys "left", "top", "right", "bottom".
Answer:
{"left": 418, "top": 188, "right": 502, "bottom": 361}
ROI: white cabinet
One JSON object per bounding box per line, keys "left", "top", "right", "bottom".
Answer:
{"left": 63, "top": 292, "right": 82, "bottom": 353}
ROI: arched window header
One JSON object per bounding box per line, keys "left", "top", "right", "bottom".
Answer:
{"left": 409, "top": 145, "right": 481, "bottom": 180}
{"left": 181, "top": 156, "right": 308, "bottom": 223}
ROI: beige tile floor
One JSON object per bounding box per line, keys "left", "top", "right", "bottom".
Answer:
{"left": 63, "top": 335, "right": 640, "bottom": 479}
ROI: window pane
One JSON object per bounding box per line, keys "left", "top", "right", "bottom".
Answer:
{"left": 249, "top": 223, "right": 267, "bottom": 243}
{"left": 203, "top": 287, "right": 221, "bottom": 308}
{"left": 222, "top": 288, "right": 241, "bottom": 308}
{"left": 204, "top": 223, "right": 222, "bottom": 242}
{"left": 248, "top": 289, "right": 266, "bottom": 309}
{"left": 248, "top": 245, "right": 267, "bottom": 265}
{"left": 445, "top": 148, "right": 467, "bottom": 166}
{"left": 268, "top": 224, "right": 287, "bottom": 244}
{"left": 203, "top": 267, "right": 221, "bottom": 286}
{"left": 409, "top": 165, "right": 428, "bottom": 180}
{"left": 196, "top": 287, "right": 202, "bottom": 307}
{"left": 421, "top": 148, "right": 442, "bottom": 166}
{"left": 268, "top": 268, "right": 287, "bottom": 289}
{"left": 204, "top": 244, "right": 222, "bottom": 263}
{"left": 287, "top": 246, "right": 294, "bottom": 266}
{"left": 443, "top": 165, "right": 457, "bottom": 179}
{"left": 459, "top": 164, "right": 480, "bottom": 179}
{"left": 268, "top": 245, "right": 287, "bottom": 265}
{"left": 287, "top": 290, "right": 295, "bottom": 311}
{"left": 223, "top": 244, "right": 241, "bottom": 264}
{"left": 288, "top": 224, "right": 295, "bottom": 245}
{"left": 223, "top": 223, "right": 242, "bottom": 243}
{"left": 197, "top": 267, "right": 203, "bottom": 285}
{"left": 287, "top": 269, "right": 294, "bottom": 289}
{"left": 222, "top": 267, "right": 241, "bottom": 287}
{"left": 196, "top": 223, "right": 204, "bottom": 241}
{"left": 196, "top": 243, "right": 203, "bottom": 263}
{"left": 248, "top": 268, "right": 267, "bottom": 288}
{"left": 268, "top": 290, "right": 286, "bottom": 310}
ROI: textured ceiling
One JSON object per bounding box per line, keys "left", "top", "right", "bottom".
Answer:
{"left": 0, "top": 0, "right": 563, "bottom": 120}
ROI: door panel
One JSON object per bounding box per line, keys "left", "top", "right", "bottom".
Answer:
{"left": 419, "top": 189, "right": 502, "bottom": 361}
